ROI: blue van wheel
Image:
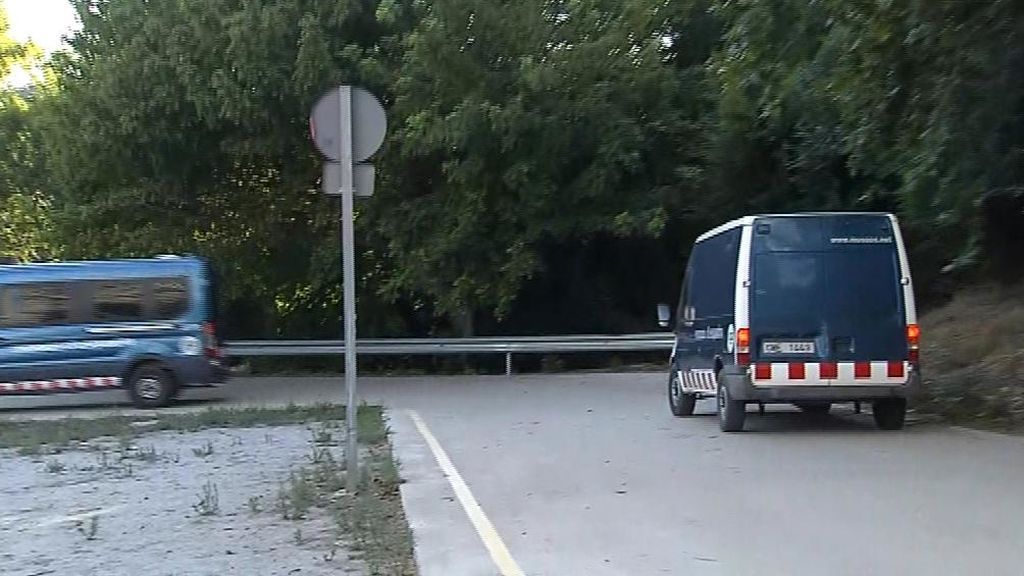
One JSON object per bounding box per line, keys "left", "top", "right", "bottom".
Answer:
{"left": 668, "top": 371, "right": 696, "bottom": 417}
{"left": 127, "top": 364, "right": 175, "bottom": 409}
{"left": 717, "top": 380, "right": 746, "bottom": 432}
{"left": 872, "top": 398, "right": 907, "bottom": 430}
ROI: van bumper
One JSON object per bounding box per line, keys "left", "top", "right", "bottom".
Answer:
{"left": 722, "top": 367, "right": 921, "bottom": 403}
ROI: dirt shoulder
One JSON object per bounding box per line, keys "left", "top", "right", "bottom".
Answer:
{"left": 917, "top": 284, "right": 1024, "bottom": 431}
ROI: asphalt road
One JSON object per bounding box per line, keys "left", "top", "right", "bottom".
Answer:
{"left": 4, "top": 373, "right": 1024, "bottom": 575}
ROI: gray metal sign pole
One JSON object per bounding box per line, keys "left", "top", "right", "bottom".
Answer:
{"left": 310, "top": 84, "right": 385, "bottom": 492}
{"left": 338, "top": 86, "right": 359, "bottom": 492}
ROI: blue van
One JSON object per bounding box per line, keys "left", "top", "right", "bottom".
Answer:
{"left": 660, "top": 213, "right": 920, "bottom": 432}
{"left": 0, "top": 256, "right": 227, "bottom": 408}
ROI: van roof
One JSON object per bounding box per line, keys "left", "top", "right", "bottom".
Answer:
{"left": 694, "top": 212, "right": 895, "bottom": 243}
{"left": 0, "top": 256, "right": 207, "bottom": 283}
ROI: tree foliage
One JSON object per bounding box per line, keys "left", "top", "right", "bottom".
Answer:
{"left": 375, "top": 0, "right": 708, "bottom": 318}
{"left": 33, "top": 0, "right": 416, "bottom": 337}
{"left": 2, "top": 0, "right": 1022, "bottom": 338}
{"left": 1, "top": 5, "right": 54, "bottom": 261}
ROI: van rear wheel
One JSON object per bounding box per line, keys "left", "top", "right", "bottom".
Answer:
{"left": 717, "top": 380, "right": 746, "bottom": 432}
{"left": 872, "top": 398, "right": 907, "bottom": 430}
{"left": 127, "top": 364, "right": 174, "bottom": 409}
{"left": 668, "top": 371, "right": 696, "bottom": 417}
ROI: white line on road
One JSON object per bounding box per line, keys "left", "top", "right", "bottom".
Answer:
{"left": 407, "top": 410, "right": 526, "bottom": 576}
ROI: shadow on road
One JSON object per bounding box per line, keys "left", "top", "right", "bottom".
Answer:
{"left": 683, "top": 402, "right": 929, "bottom": 434}
{"left": 743, "top": 412, "right": 877, "bottom": 433}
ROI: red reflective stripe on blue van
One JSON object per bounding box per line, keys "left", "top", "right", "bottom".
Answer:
{"left": 887, "top": 361, "right": 904, "bottom": 378}
{"left": 819, "top": 362, "right": 838, "bottom": 379}
{"left": 0, "top": 377, "right": 121, "bottom": 394}
{"left": 754, "top": 363, "right": 772, "bottom": 380}
{"left": 854, "top": 362, "right": 872, "bottom": 379}
{"left": 751, "top": 362, "right": 910, "bottom": 385}
{"left": 788, "top": 362, "right": 805, "bottom": 380}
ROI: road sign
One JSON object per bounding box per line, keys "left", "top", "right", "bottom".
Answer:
{"left": 323, "top": 162, "right": 374, "bottom": 198}
{"left": 309, "top": 85, "right": 387, "bottom": 493}
{"left": 310, "top": 87, "right": 386, "bottom": 163}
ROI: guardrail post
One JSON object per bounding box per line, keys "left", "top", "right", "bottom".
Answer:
{"left": 505, "top": 352, "right": 512, "bottom": 377}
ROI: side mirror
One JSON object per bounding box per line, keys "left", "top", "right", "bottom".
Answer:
{"left": 656, "top": 303, "right": 671, "bottom": 328}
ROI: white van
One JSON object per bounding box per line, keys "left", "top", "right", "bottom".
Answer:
{"left": 660, "top": 213, "right": 920, "bottom": 432}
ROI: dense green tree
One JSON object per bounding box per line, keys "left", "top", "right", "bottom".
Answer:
{"left": 374, "top": 0, "right": 709, "bottom": 325}
{"left": 707, "top": 0, "right": 1024, "bottom": 285}
{"left": 36, "top": 0, "right": 416, "bottom": 337}
{"left": 0, "top": 6, "right": 25, "bottom": 80}
{"left": 1, "top": 6, "right": 55, "bottom": 262}
{"left": 3, "top": 0, "right": 1023, "bottom": 342}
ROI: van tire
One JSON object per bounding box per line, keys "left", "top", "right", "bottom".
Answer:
{"left": 668, "top": 371, "right": 696, "bottom": 417}
{"left": 127, "top": 364, "right": 175, "bottom": 409}
{"left": 717, "top": 380, "right": 746, "bottom": 432}
{"left": 872, "top": 398, "right": 907, "bottom": 430}
{"left": 795, "top": 402, "right": 832, "bottom": 415}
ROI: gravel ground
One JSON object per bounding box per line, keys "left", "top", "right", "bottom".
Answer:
{"left": 0, "top": 424, "right": 363, "bottom": 576}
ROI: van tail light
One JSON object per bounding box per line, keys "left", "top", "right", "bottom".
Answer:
{"left": 737, "top": 328, "right": 751, "bottom": 366}
{"left": 907, "top": 323, "right": 920, "bottom": 364}
{"left": 202, "top": 322, "right": 221, "bottom": 360}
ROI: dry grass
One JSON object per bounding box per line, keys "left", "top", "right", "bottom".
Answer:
{"left": 917, "top": 284, "right": 1024, "bottom": 430}
{"left": 0, "top": 405, "right": 351, "bottom": 451}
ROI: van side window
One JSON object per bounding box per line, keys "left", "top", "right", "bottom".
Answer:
{"left": 0, "top": 286, "right": 16, "bottom": 327}
{"left": 689, "top": 229, "right": 741, "bottom": 320}
{"left": 88, "top": 277, "right": 190, "bottom": 322}
{"left": 152, "top": 277, "right": 189, "bottom": 319}
{"left": 10, "top": 283, "right": 72, "bottom": 326}
{"left": 92, "top": 281, "right": 147, "bottom": 322}
{"left": 676, "top": 259, "right": 694, "bottom": 328}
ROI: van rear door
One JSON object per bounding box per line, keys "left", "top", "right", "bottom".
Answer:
{"left": 749, "top": 215, "right": 907, "bottom": 374}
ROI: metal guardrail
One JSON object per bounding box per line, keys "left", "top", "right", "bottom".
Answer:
{"left": 225, "top": 333, "right": 674, "bottom": 375}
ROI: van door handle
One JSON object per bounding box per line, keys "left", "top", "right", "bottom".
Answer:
{"left": 86, "top": 324, "right": 177, "bottom": 334}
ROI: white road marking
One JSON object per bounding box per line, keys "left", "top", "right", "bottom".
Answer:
{"left": 407, "top": 410, "right": 526, "bottom": 576}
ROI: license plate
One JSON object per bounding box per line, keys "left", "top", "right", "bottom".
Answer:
{"left": 762, "top": 341, "right": 816, "bottom": 355}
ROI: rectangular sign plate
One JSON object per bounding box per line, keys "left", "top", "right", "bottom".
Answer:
{"left": 323, "top": 162, "right": 374, "bottom": 198}
{"left": 762, "top": 341, "right": 816, "bottom": 355}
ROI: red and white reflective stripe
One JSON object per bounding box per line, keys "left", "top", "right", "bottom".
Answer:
{"left": 0, "top": 377, "right": 121, "bottom": 394}
{"left": 751, "top": 362, "right": 910, "bottom": 386}
{"left": 678, "top": 369, "right": 717, "bottom": 393}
